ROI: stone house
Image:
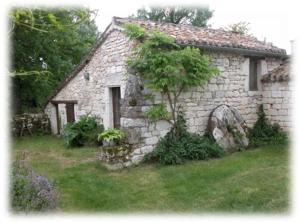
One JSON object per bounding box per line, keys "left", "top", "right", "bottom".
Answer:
{"left": 44, "top": 17, "right": 292, "bottom": 166}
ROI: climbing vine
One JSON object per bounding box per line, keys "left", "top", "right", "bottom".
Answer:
{"left": 124, "top": 23, "right": 219, "bottom": 133}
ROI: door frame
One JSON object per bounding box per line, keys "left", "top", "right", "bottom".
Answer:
{"left": 51, "top": 100, "right": 77, "bottom": 134}
{"left": 105, "top": 86, "right": 122, "bottom": 129}
{"left": 111, "top": 87, "right": 121, "bottom": 128}
{"left": 65, "top": 102, "right": 75, "bottom": 123}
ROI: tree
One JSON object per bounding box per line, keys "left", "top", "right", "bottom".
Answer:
{"left": 224, "top": 22, "right": 250, "bottom": 35}
{"left": 10, "top": 8, "right": 99, "bottom": 113}
{"left": 136, "top": 5, "right": 213, "bottom": 27}
{"left": 124, "top": 24, "right": 219, "bottom": 135}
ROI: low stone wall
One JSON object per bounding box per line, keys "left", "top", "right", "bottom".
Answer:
{"left": 11, "top": 113, "right": 50, "bottom": 137}
{"left": 98, "top": 144, "right": 134, "bottom": 170}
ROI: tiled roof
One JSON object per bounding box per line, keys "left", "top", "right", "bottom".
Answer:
{"left": 45, "top": 17, "right": 289, "bottom": 107}
{"left": 261, "top": 60, "right": 290, "bottom": 83}
{"left": 114, "top": 17, "right": 287, "bottom": 57}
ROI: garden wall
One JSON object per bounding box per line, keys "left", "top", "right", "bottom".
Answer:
{"left": 11, "top": 113, "right": 50, "bottom": 136}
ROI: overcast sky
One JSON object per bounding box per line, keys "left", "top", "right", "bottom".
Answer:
{"left": 0, "top": 1, "right": 300, "bottom": 221}
{"left": 88, "top": 0, "right": 295, "bottom": 55}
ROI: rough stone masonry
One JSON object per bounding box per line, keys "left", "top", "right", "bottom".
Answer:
{"left": 45, "top": 17, "right": 292, "bottom": 169}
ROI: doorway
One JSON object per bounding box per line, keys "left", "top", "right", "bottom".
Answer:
{"left": 111, "top": 87, "right": 121, "bottom": 128}
{"left": 65, "top": 103, "right": 75, "bottom": 123}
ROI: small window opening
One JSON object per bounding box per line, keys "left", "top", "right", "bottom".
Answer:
{"left": 249, "top": 58, "right": 258, "bottom": 91}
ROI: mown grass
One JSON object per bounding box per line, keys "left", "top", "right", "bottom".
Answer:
{"left": 11, "top": 135, "right": 289, "bottom": 213}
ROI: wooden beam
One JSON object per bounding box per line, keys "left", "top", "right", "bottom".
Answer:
{"left": 54, "top": 103, "right": 60, "bottom": 135}
{"left": 51, "top": 100, "right": 78, "bottom": 104}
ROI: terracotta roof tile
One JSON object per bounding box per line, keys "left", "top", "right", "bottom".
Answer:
{"left": 261, "top": 60, "right": 290, "bottom": 83}
{"left": 114, "top": 17, "right": 287, "bottom": 56}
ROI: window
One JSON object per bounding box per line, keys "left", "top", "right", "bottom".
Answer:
{"left": 249, "top": 58, "right": 258, "bottom": 91}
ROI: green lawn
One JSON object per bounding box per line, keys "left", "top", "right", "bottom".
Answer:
{"left": 11, "top": 135, "right": 289, "bottom": 213}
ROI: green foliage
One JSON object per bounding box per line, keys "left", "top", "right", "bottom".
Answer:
{"left": 143, "top": 93, "right": 155, "bottom": 102}
{"left": 224, "top": 22, "right": 251, "bottom": 35}
{"left": 12, "top": 135, "right": 289, "bottom": 212}
{"left": 145, "top": 103, "right": 169, "bottom": 122}
{"left": 125, "top": 24, "right": 218, "bottom": 125}
{"left": 98, "top": 128, "right": 125, "bottom": 143}
{"left": 144, "top": 112, "right": 224, "bottom": 165}
{"left": 249, "top": 105, "right": 288, "bottom": 146}
{"left": 227, "top": 125, "right": 246, "bottom": 151}
{"left": 136, "top": 6, "right": 213, "bottom": 27}
{"left": 11, "top": 160, "right": 57, "bottom": 212}
{"left": 123, "top": 23, "right": 145, "bottom": 40}
{"left": 63, "top": 115, "right": 104, "bottom": 147}
{"left": 10, "top": 8, "right": 99, "bottom": 113}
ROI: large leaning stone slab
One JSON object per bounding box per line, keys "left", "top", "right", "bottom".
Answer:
{"left": 207, "top": 104, "right": 249, "bottom": 152}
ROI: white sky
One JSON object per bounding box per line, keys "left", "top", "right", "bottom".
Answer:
{"left": 88, "top": 0, "right": 296, "bottom": 55}
{"left": 1, "top": 0, "right": 300, "bottom": 221}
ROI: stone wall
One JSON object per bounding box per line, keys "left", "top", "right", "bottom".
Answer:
{"left": 262, "top": 80, "right": 293, "bottom": 132}
{"left": 45, "top": 28, "right": 290, "bottom": 168}
{"left": 12, "top": 113, "right": 50, "bottom": 137}
{"left": 119, "top": 52, "right": 285, "bottom": 165}
{"left": 45, "top": 26, "right": 133, "bottom": 133}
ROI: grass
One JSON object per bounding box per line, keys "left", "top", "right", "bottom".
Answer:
{"left": 11, "top": 135, "right": 289, "bottom": 213}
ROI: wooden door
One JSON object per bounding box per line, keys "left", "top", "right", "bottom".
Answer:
{"left": 111, "top": 87, "right": 121, "bottom": 128}
{"left": 66, "top": 103, "right": 75, "bottom": 123}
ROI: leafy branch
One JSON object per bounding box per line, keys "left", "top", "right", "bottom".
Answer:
{"left": 124, "top": 23, "right": 219, "bottom": 128}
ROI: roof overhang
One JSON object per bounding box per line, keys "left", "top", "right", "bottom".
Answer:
{"left": 180, "top": 43, "right": 289, "bottom": 59}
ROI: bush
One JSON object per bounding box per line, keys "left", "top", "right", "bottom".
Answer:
{"left": 182, "top": 134, "right": 225, "bottom": 160}
{"left": 98, "top": 128, "right": 125, "bottom": 144}
{"left": 249, "top": 105, "right": 288, "bottom": 146}
{"left": 63, "top": 115, "right": 104, "bottom": 147}
{"left": 11, "top": 161, "right": 57, "bottom": 212}
{"left": 144, "top": 112, "right": 224, "bottom": 165}
{"left": 144, "top": 130, "right": 186, "bottom": 165}
{"left": 144, "top": 103, "right": 169, "bottom": 122}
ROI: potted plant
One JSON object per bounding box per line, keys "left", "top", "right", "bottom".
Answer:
{"left": 98, "top": 128, "right": 125, "bottom": 147}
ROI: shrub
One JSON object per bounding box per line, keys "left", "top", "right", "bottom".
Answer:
{"left": 182, "top": 134, "right": 225, "bottom": 160}
{"left": 144, "top": 130, "right": 186, "bottom": 165}
{"left": 144, "top": 103, "right": 169, "bottom": 122}
{"left": 63, "top": 115, "right": 104, "bottom": 147}
{"left": 144, "top": 112, "right": 224, "bottom": 165}
{"left": 11, "top": 161, "right": 57, "bottom": 212}
{"left": 249, "top": 105, "right": 288, "bottom": 146}
{"left": 98, "top": 128, "right": 125, "bottom": 145}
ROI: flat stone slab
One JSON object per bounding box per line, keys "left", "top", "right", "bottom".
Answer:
{"left": 207, "top": 105, "right": 249, "bottom": 152}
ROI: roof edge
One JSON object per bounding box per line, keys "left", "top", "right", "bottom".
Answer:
{"left": 44, "top": 16, "right": 289, "bottom": 109}
{"left": 114, "top": 17, "right": 287, "bottom": 57}
{"left": 43, "top": 21, "right": 116, "bottom": 109}
{"left": 181, "top": 43, "right": 289, "bottom": 59}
